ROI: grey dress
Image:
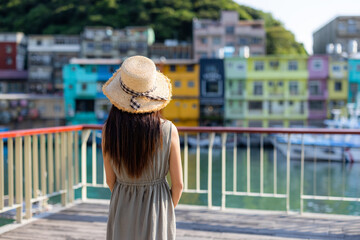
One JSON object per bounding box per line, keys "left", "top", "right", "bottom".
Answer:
{"left": 106, "top": 120, "right": 175, "bottom": 240}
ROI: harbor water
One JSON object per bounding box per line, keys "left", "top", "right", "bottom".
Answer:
{"left": 1, "top": 145, "right": 360, "bottom": 216}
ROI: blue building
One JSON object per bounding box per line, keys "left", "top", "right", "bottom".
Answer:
{"left": 348, "top": 59, "right": 360, "bottom": 104}
{"left": 199, "top": 58, "right": 225, "bottom": 126}
{"left": 63, "top": 59, "right": 121, "bottom": 125}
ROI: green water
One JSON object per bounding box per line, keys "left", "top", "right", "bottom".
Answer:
{"left": 1, "top": 145, "right": 360, "bottom": 220}
{"left": 82, "top": 146, "right": 360, "bottom": 215}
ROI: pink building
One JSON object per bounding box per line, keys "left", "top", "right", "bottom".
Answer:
{"left": 193, "top": 11, "right": 266, "bottom": 60}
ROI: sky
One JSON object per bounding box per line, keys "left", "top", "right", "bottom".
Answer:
{"left": 235, "top": 0, "right": 360, "bottom": 54}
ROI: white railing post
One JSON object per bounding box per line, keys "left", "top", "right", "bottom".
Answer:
{"left": 233, "top": 134, "right": 237, "bottom": 193}
{"left": 24, "top": 136, "right": 32, "bottom": 219}
{"left": 260, "top": 134, "right": 264, "bottom": 195}
{"left": 15, "top": 137, "right": 23, "bottom": 223}
{"left": 286, "top": 134, "right": 291, "bottom": 213}
{"left": 208, "top": 133, "right": 215, "bottom": 209}
{"left": 32, "top": 135, "right": 39, "bottom": 199}
{"left": 221, "top": 133, "right": 227, "bottom": 210}
{"left": 184, "top": 133, "right": 188, "bottom": 191}
{"left": 74, "top": 131, "right": 79, "bottom": 185}
{"left": 196, "top": 133, "right": 200, "bottom": 191}
{"left": 0, "top": 139, "right": 4, "bottom": 210}
{"left": 40, "top": 134, "right": 47, "bottom": 207}
{"left": 300, "top": 134, "right": 305, "bottom": 215}
{"left": 92, "top": 131, "right": 96, "bottom": 185}
{"left": 68, "top": 132, "right": 74, "bottom": 203}
{"left": 273, "top": 137, "right": 277, "bottom": 194}
{"left": 55, "top": 133, "right": 60, "bottom": 192}
{"left": 8, "top": 138, "right": 14, "bottom": 207}
{"left": 61, "top": 132, "right": 67, "bottom": 206}
{"left": 47, "top": 134, "right": 54, "bottom": 194}
{"left": 247, "top": 134, "right": 251, "bottom": 193}
{"left": 81, "top": 130, "right": 91, "bottom": 201}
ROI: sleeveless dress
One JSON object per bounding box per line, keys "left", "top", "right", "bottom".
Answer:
{"left": 106, "top": 120, "right": 175, "bottom": 240}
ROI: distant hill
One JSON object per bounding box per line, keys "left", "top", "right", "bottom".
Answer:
{"left": 0, "top": 0, "right": 307, "bottom": 55}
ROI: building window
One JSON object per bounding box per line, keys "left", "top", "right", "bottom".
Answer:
{"left": 212, "top": 37, "right": 221, "bottom": 45}
{"left": 91, "top": 66, "right": 97, "bottom": 73}
{"left": 254, "top": 61, "right": 264, "bottom": 71}
{"left": 6, "top": 57, "right": 12, "bottom": 65}
{"left": 206, "top": 82, "right": 219, "bottom": 93}
{"left": 192, "top": 104, "right": 197, "bottom": 109}
{"left": 237, "top": 63, "right": 245, "bottom": 70}
{"left": 199, "top": 52, "right": 207, "bottom": 58}
{"left": 225, "top": 26, "right": 235, "bottom": 35}
{"left": 278, "top": 81, "right": 283, "bottom": 87}
{"left": 312, "top": 59, "right": 323, "bottom": 71}
{"left": 253, "top": 82, "right": 263, "bottom": 95}
{"left": 309, "top": 101, "right": 324, "bottom": 110}
{"left": 332, "top": 65, "right": 341, "bottom": 72}
{"left": 174, "top": 80, "right": 181, "bottom": 88}
{"left": 289, "top": 101, "right": 293, "bottom": 106}
{"left": 348, "top": 19, "right": 356, "bottom": 34}
{"left": 188, "top": 80, "right": 194, "bottom": 88}
{"left": 36, "top": 40, "right": 42, "bottom": 46}
{"left": 335, "top": 81, "right": 342, "bottom": 91}
{"left": 269, "top": 61, "right": 279, "bottom": 70}
{"left": 268, "top": 81, "right": 273, "bottom": 86}
{"left": 237, "top": 82, "right": 243, "bottom": 95}
{"left": 357, "top": 64, "right": 360, "bottom": 71}
{"left": 75, "top": 99, "right": 94, "bottom": 112}
{"left": 102, "top": 43, "right": 112, "bottom": 52}
{"left": 170, "top": 65, "right": 176, "bottom": 72}
{"left": 248, "top": 101, "right": 262, "bottom": 110}
{"left": 175, "top": 102, "right": 180, "bottom": 107}
{"left": 200, "top": 37, "right": 207, "bottom": 44}
{"left": 252, "top": 37, "right": 262, "bottom": 44}
{"left": 5, "top": 45, "right": 12, "bottom": 53}
{"left": 288, "top": 60, "right": 298, "bottom": 71}
{"left": 309, "top": 81, "right": 321, "bottom": 95}
{"left": 289, "top": 81, "right": 299, "bottom": 95}
{"left": 87, "top": 42, "right": 95, "bottom": 51}
{"left": 186, "top": 64, "right": 194, "bottom": 72}
{"left": 238, "top": 37, "right": 248, "bottom": 45}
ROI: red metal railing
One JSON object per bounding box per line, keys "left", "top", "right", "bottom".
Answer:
{"left": 2, "top": 124, "right": 360, "bottom": 138}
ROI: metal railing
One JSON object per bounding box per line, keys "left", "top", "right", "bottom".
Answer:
{"left": 1, "top": 125, "right": 360, "bottom": 223}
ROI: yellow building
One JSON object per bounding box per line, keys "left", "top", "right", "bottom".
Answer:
{"left": 156, "top": 60, "right": 199, "bottom": 126}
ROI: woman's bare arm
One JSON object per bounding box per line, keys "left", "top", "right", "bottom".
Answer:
{"left": 169, "top": 124, "right": 183, "bottom": 207}
{"left": 102, "top": 127, "right": 116, "bottom": 192}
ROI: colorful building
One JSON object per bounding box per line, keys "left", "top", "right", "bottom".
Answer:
{"left": 348, "top": 58, "right": 360, "bottom": 105}
{"left": 81, "top": 26, "right": 154, "bottom": 59}
{"left": 307, "top": 55, "right": 329, "bottom": 126}
{"left": 245, "top": 56, "right": 308, "bottom": 127}
{"left": 327, "top": 57, "right": 348, "bottom": 116}
{"left": 63, "top": 59, "right": 121, "bottom": 125}
{"left": 224, "top": 57, "right": 247, "bottom": 126}
{"left": 199, "top": 58, "right": 225, "bottom": 126}
{"left": 193, "top": 11, "right": 266, "bottom": 60}
{"left": 0, "top": 33, "right": 27, "bottom": 93}
{"left": 156, "top": 59, "right": 199, "bottom": 126}
{"left": 28, "top": 35, "right": 80, "bottom": 94}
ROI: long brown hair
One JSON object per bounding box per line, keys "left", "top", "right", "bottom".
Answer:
{"left": 102, "top": 105, "right": 162, "bottom": 178}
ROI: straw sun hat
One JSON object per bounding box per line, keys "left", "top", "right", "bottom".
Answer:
{"left": 102, "top": 56, "right": 172, "bottom": 114}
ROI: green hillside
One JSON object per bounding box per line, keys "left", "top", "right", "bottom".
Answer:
{"left": 0, "top": 0, "right": 307, "bottom": 55}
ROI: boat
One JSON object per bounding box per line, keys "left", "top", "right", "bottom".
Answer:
{"left": 272, "top": 105, "right": 360, "bottom": 163}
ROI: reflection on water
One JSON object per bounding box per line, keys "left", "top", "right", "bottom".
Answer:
{"left": 2, "top": 146, "right": 360, "bottom": 215}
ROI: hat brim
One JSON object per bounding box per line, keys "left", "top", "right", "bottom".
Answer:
{"left": 102, "top": 68, "right": 172, "bottom": 114}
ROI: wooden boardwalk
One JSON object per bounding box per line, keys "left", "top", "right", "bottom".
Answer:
{"left": 0, "top": 200, "right": 360, "bottom": 239}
